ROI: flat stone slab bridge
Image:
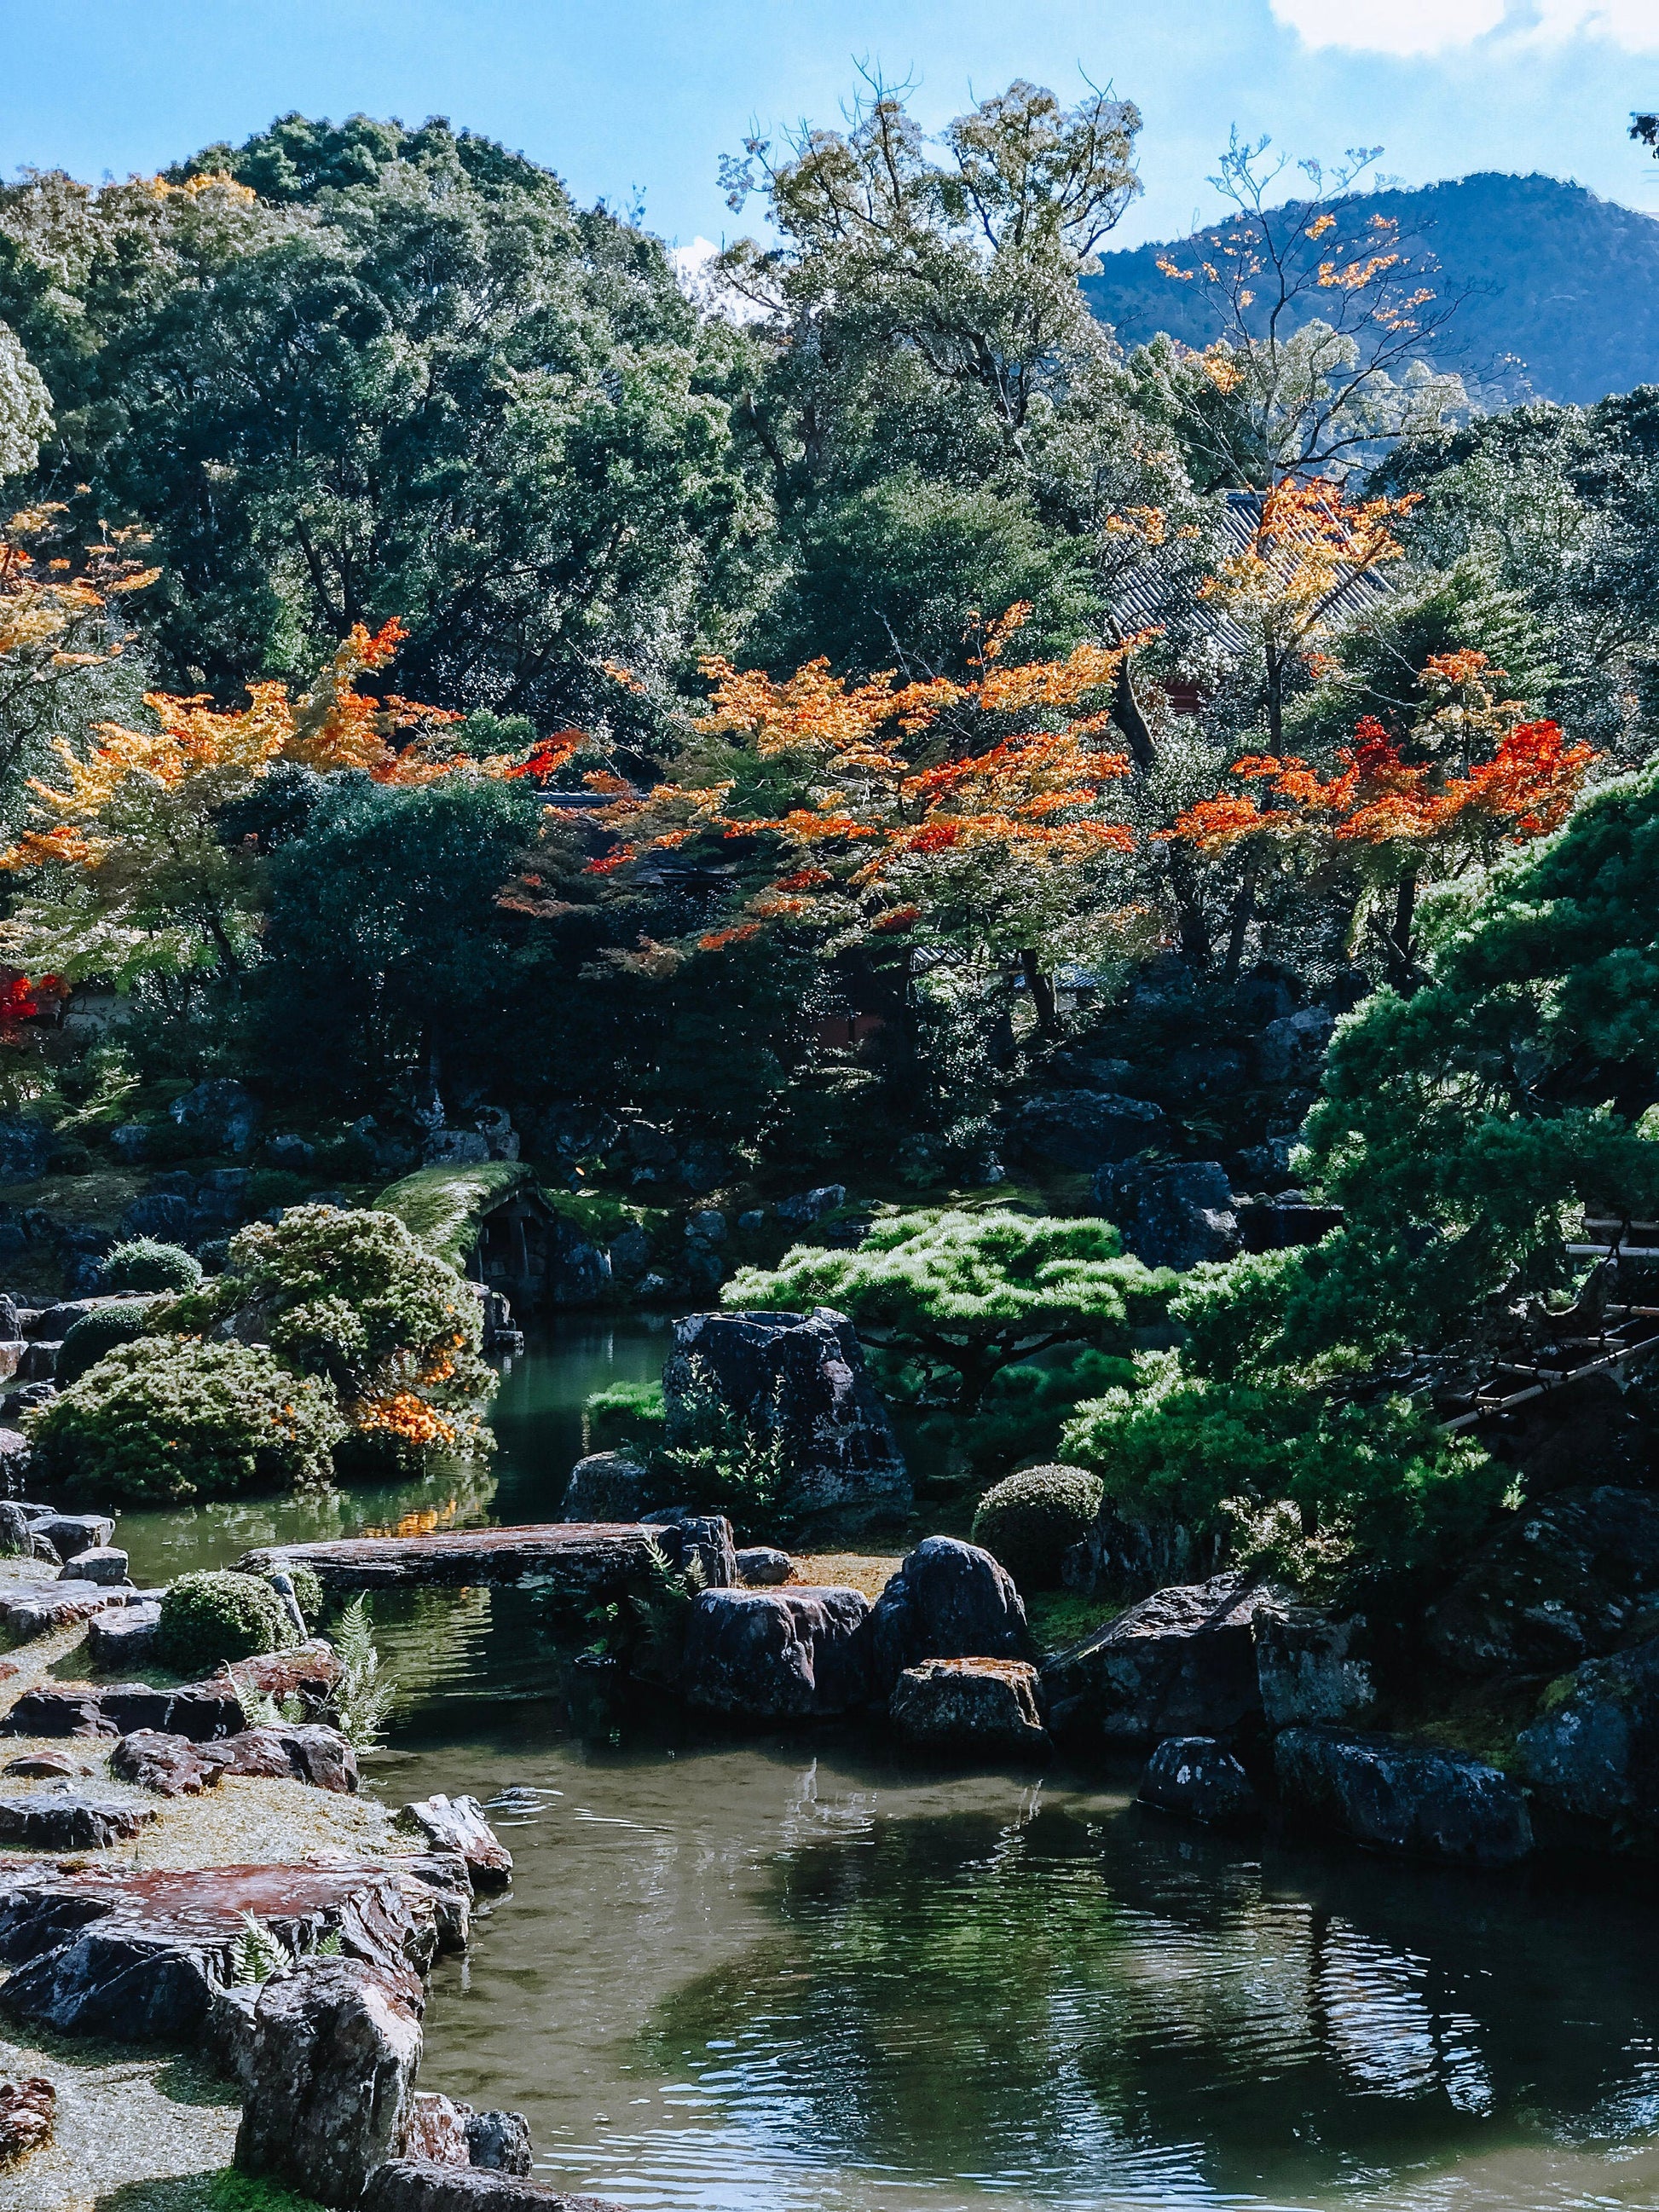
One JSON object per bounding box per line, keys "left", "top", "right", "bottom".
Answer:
{"left": 239, "top": 1521, "right": 724, "bottom": 1604}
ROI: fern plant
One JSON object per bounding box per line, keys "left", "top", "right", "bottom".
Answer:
{"left": 231, "top": 1910, "right": 342, "bottom": 1984}
{"left": 324, "top": 1595, "right": 397, "bottom": 1751}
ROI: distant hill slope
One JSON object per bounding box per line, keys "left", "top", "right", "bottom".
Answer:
{"left": 1084, "top": 172, "right": 1659, "bottom": 407}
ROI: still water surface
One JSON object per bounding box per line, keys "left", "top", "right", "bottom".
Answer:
{"left": 118, "top": 1325, "right": 1659, "bottom": 2211}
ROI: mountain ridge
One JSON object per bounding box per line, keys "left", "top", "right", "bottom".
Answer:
{"left": 1084, "top": 171, "right": 1659, "bottom": 407}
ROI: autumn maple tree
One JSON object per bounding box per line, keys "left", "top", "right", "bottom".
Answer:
{"left": 0, "top": 617, "right": 507, "bottom": 988}
{"left": 520, "top": 605, "right": 1149, "bottom": 1022}
{"left": 1163, "top": 648, "right": 1595, "bottom": 988}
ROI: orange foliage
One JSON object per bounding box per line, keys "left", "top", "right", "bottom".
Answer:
{"left": 1162, "top": 652, "right": 1595, "bottom": 875}
{"left": 585, "top": 606, "right": 1146, "bottom": 954}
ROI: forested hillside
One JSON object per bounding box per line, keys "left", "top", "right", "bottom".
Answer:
{"left": 1086, "top": 172, "right": 1659, "bottom": 405}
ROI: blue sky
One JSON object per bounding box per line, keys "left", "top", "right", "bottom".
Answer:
{"left": 4, "top": 0, "right": 1658, "bottom": 254}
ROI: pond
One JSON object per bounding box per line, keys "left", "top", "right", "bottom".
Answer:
{"left": 117, "top": 1325, "right": 1659, "bottom": 2211}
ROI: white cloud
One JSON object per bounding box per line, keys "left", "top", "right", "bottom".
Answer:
{"left": 1269, "top": 0, "right": 1659, "bottom": 55}
{"left": 1268, "top": 0, "right": 1506, "bottom": 55}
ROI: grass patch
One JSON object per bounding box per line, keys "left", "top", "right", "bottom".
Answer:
{"left": 373, "top": 1160, "right": 535, "bottom": 1268}
{"left": 1026, "top": 1587, "right": 1122, "bottom": 1655}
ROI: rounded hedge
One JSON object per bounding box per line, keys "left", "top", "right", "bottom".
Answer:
{"left": 26, "top": 1337, "right": 345, "bottom": 1505}
{"left": 156, "top": 1569, "right": 296, "bottom": 1677}
{"left": 105, "top": 1238, "right": 203, "bottom": 1294}
{"left": 55, "top": 1297, "right": 159, "bottom": 1388}
{"left": 971, "top": 1463, "right": 1105, "bottom": 1590}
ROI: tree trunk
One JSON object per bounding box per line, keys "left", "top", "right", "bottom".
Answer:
{"left": 1166, "top": 841, "right": 1212, "bottom": 967}
{"left": 1020, "top": 948, "right": 1059, "bottom": 1036}
{"left": 1222, "top": 850, "right": 1260, "bottom": 985}
{"left": 1113, "top": 659, "right": 1158, "bottom": 773}
{"left": 1388, "top": 871, "right": 1417, "bottom": 991}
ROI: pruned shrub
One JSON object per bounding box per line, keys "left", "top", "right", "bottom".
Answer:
{"left": 27, "top": 1337, "right": 345, "bottom": 1504}
{"left": 56, "top": 1297, "right": 159, "bottom": 1387}
{"left": 169, "top": 1204, "right": 494, "bottom": 1465}
{"left": 156, "top": 1569, "right": 297, "bottom": 1676}
{"left": 104, "top": 1239, "right": 202, "bottom": 1294}
{"left": 971, "top": 1463, "right": 1105, "bottom": 1590}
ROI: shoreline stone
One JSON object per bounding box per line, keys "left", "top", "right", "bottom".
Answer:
{"left": 1275, "top": 1727, "right": 1534, "bottom": 1868}
{"left": 889, "top": 1657, "right": 1048, "bottom": 1759}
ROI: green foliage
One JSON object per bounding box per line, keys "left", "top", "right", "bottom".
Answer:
{"left": 231, "top": 1909, "right": 341, "bottom": 1984}
{"left": 971, "top": 1464, "right": 1104, "bottom": 1590}
{"left": 254, "top": 777, "right": 543, "bottom": 1103}
{"left": 171, "top": 1203, "right": 494, "bottom": 1456}
{"left": 900, "top": 1344, "right": 1136, "bottom": 1488}
{"left": 156, "top": 1568, "right": 296, "bottom": 1675}
{"left": 653, "top": 1353, "right": 785, "bottom": 1533}
{"left": 725, "top": 1210, "right": 1172, "bottom": 1409}
{"left": 2, "top": 119, "right": 759, "bottom": 731}
{"left": 753, "top": 473, "right": 1099, "bottom": 679}
{"left": 627, "top": 1538, "right": 708, "bottom": 1682}
{"left": 376, "top": 1159, "right": 538, "bottom": 1272}
{"left": 1060, "top": 1351, "right": 1507, "bottom": 1597}
{"left": 324, "top": 1594, "right": 396, "bottom": 1751}
{"left": 584, "top": 1378, "right": 666, "bottom": 1454}
{"left": 27, "top": 1337, "right": 344, "bottom": 1504}
{"left": 105, "top": 1237, "right": 202, "bottom": 1293}
{"left": 1240, "top": 766, "right": 1659, "bottom": 1368}
{"left": 55, "top": 1297, "right": 159, "bottom": 1387}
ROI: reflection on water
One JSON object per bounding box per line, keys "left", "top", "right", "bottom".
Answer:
{"left": 395, "top": 1730, "right": 1659, "bottom": 2212}
{"left": 101, "top": 1322, "right": 1659, "bottom": 2209}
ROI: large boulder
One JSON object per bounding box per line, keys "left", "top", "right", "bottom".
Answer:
{"left": 888, "top": 1657, "right": 1048, "bottom": 1759}
{"left": 869, "top": 1537, "right": 1029, "bottom": 1695}
{"left": 1090, "top": 1158, "right": 1239, "bottom": 1271}
{"left": 87, "top": 1602, "right": 161, "bottom": 1667}
{"left": 679, "top": 1585, "right": 873, "bottom": 1720}
{"left": 1515, "top": 1632, "right": 1659, "bottom": 1832}
{"left": 111, "top": 1730, "right": 223, "bottom": 1796}
{"left": 204, "top": 1723, "right": 360, "bottom": 1793}
{"left": 170, "top": 1077, "right": 263, "bottom": 1156}
{"left": 234, "top": 1955, "right": 423, "bottom": 2205}
{"left": 34, "top": 1512, "right": 114, "bottom": 1557}
{"left": 1137, "top": 1736, "right": 1261, "bottom": 1828}
{"left": 60, "top": 1545, "right": 130, "bottom": 1586}
{"left": 1043, "top": 1574, "right": 1275, "bottom": 1749}
{"left": 0, "top": 1119, "right": 51, "bottom": 1185}
{"left": 1427, "top": 1486, "right": 1659, "bottom": 1678}
{"left": 0, "top": 1862, "right": 434, "bottom": 2039}
{"left": 1010, "top": 1090, "right": 1164, "bottom": 1172}
{"left": 1253, "top": 1606, "right": 1378, "bottom": 1730}
{"left": 2, "top": 1675, "right": 244, "bottom": 1741}
{"left": 1275, "top": 1728, "right": 1534, "bottom": 1868}
{"left": 560, "top": 1452, "right": 654, "bottom": 1522}
{"left": 1254, "top": 1007, "right": 1334, "bottom": 1086}
{"left": 664, "top": 1308, "right": 910, "bottom": 1516}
